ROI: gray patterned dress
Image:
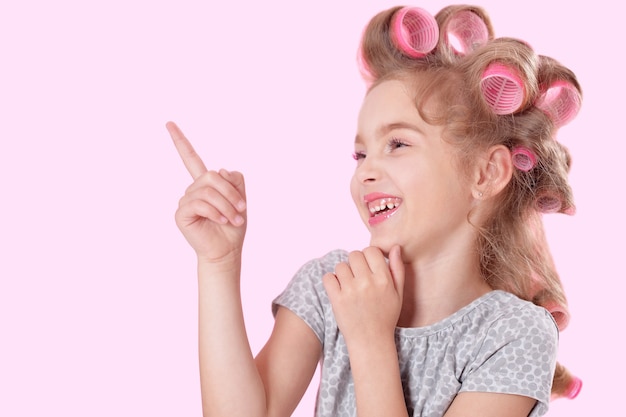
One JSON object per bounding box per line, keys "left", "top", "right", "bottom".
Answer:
{"left": 273, "top": 250, "right": 558, "bottom": 417}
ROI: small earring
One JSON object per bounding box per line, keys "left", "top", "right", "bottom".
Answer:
{"left": 478, "top": 192, "right": 483, "bottom": 198}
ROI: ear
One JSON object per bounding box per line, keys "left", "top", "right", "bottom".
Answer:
{"left": 472, "top": 145, "right": 513, "bottom": 199}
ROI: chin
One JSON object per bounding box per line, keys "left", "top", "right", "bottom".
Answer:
{"left": 368, "top": 236, "right": 395, "bottom": 257}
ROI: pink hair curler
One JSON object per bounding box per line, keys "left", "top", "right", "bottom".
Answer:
{"left": 356, "top": 43, "right": 374, "bottom": 86}
{"left": 542, "top": 301, "right": 570, "bottom": 331}
{"left": 536, "top": 194, "right": 562, "bottom": 214}
{"left": 536, "top": 80, "right": 581, "bottom": 128}
{"left": 511, "top": 146, "right": 537, "bottom": 172}
{"left": 565, "top": 376, "right": 583, "bottom": 399}
{"left": 391, "top": 7, "right": 439, "bottom": 58}
{"left": 480, "top": 63, "right": 526, "bottom": 115}
{"left": 444, "top": 10, "right": 489, "bottom": 55}
{"left": 563, "top": 205, "right": 576, "bottom": 216}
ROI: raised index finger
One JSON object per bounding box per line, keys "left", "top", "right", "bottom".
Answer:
{"left": 166, "top": 121, "right": 208, "bottom": 180}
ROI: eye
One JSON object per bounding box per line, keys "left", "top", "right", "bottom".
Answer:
{"left": 388, "top": 137, "right": 409, "bottom": 150}
{"left": 352, "top": 151, "right": 366, "bottom": 161}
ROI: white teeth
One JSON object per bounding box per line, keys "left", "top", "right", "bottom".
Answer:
{"left": 368, "top": 198, "right": 400, "bottom": 215}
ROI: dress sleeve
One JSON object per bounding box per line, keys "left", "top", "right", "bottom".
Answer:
{"left": 272, "top": 249, "right": 348, "bottom": 343}
{"left": 460, "top": 306, "right": 559, "bottom": 417}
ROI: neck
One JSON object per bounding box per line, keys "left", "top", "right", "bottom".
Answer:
{"left": 396, "top": 246, "right": 492, "bottom": 328}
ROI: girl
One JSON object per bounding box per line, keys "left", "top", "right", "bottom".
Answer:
{"left": 168, "top": 4, "right": 582, "bottom": 417}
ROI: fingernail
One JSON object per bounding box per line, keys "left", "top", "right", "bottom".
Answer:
{"left": 236, "top": 200, "right": 246, "bottom": 211}
{"left": 219, "top": 216, "right": 228, "bottom": 224}
{"left": 233, "top": 215, "right": 244, "bottom": 226}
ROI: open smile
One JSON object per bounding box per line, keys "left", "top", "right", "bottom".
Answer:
{"left": 365, "top": 194, "right": 402, "bottom": 226}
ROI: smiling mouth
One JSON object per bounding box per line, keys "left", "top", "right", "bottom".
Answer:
{"left": 368, "top": 197, "right": 402, "bottom": 217}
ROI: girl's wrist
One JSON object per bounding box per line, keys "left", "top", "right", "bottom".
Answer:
{"left": 196, "top": 251, "right": 242, "bottom": 275}
{"left": 344, "top": 328, "right": 397, "bottom": 357}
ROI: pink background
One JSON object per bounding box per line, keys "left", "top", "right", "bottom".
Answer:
{"left": 0, "top": 0, "right": 620, "bottom": 415}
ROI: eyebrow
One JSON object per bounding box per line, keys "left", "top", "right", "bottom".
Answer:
{"left": 355, "top": 121, "right": 426, "bottom": 143}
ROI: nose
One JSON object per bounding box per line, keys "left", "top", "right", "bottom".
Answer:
{"left": 355, "top": 155, "right": 381, "bottom": 183}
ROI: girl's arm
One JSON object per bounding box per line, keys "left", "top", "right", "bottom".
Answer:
{"left": 196, "top": 258, "right": 266, "bottom": 416}
{"left": 168, "top": 122, "right": 319, "bottom": 416}
{"left": 197, "top": 262, "right": 321, "bottom": 417}
{"left": 444, "top": 392, "right": 536, "bottom": 417}
{"left": 255, "top": 307, "right": 322, "bottom": 417}
{"left": 343, "top": 331, "right": 408, "bottom": 417}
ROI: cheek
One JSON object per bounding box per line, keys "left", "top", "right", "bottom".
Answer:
{"left": 349, "top": 175, "right": 361, "bottom": 207}
{"left": 350, "top": 174, "right": 372, "bottom": 229}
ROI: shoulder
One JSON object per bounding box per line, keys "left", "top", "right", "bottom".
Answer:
{"left": 438, "top": 290, "right": 559, "bottom": 366}
{"left": 460, "top": 291, "right": 558, "bottom": 413}
{"left": 481, "top": 290, "right": 558, "bottom": 339}
{"left": 297, "top": 249, "right": 350, "bottom": 274}
{"left": 286, "top": 249, "right": 350, "bottom": 287}
{"left": 272, "top": 249, "right": 349, "bottom": 341}
{"left": 272, "top": 249, "right": 348, "bottom": 309}
{"left": 443, "top": 290, "right": 558, "bottom": 344}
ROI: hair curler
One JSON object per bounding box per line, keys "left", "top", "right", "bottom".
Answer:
{"left": 511, "top": 146, "right": 537, "bottom": 172}
{"left": 552, "top": 365, "right": 583, "bottom": 401}
{"left": 563, "top": 205, "right": 576, "bottom": 216}
{"left": 542, "top": 300, "right": 570, "bottom": 331}
{"left": 356, "top": 42, "right": 374, "bottom": 85}
{"left": 480, "top": 63, "right": 526, "bottom": 114}
{"left": 390, "top": 7, "right": 439, "bottom": 58}
{"left": 536, "top": 80, "right": 581, "bottom": 128}
{"left": 564, "top": 377, "right": 583, "bottom": 399}
{"left": 536, "top": 193, "right": 562, "bottom": 214}
{"left": 443, "top": 10, "right": 489, "bottom": 55}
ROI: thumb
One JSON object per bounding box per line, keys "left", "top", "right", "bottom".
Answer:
{"left": 388, "top": 245, "right": 405, "bottom": 296}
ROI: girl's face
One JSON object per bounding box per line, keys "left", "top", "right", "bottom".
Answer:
{"left": 350, "top": 79, "right": 477, "bottom": 261}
